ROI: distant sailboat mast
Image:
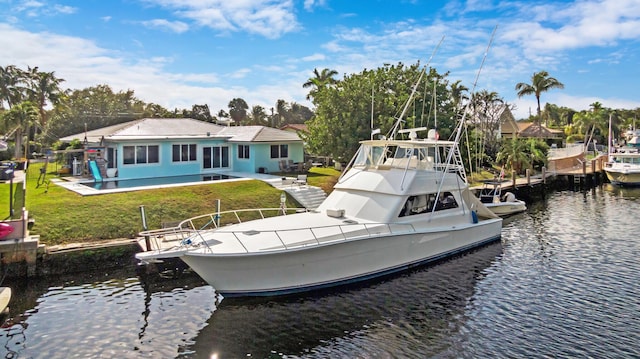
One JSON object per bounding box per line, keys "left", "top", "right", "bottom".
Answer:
{"left": 608, "top": 113, "right": 612, "bottom": 154}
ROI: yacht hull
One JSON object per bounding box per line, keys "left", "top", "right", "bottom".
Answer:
{"left": 604, "top": 169, "right": 640, "bottom": 186}
{"left": 485, "top": 201, "right": 527, "bottom": 216}
{"left": 181, "top": 218, "right": 502, "bottom": 296}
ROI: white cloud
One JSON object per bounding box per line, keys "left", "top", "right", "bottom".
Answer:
{"left": 0, "top": 23, "right": 225, "bottom": 110}
{"left": 302, "top": 53, "right": 325, "bottom": 62}
{"left": 53, "top": 4, "right": 76, "bottom": 14}
{"left": 303, "top": 0, "right": 326, "bottom": 12}
{"left": 1, "top": 0, "right": 639, "bottom": 121}
{"left": 141, "top": 19, "right": 189, "bottom": 33}
{"left": 10, "top": 0, "right": 77, "bottom": 17}
{"left": 501, "top": 0, "right": 640, "bottom": 53}
{"left": 228, "top": 68, "right": 251, "bottom": 79}
{"left": 143, "top": 0, "right": 300, "bottom": 39}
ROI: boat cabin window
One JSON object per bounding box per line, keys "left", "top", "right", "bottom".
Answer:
{"left": 399, "top": 192, "right": 459, "bottom": 217}
{"left": 353, "top": 144, "right": 390, "bottom": 167}
{"left": 620, "top": 156, "right": 640, "bottom": 165}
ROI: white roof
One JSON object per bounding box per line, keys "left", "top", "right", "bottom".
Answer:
{"left": 59, "top": 118, "right": 301, "bottom": 144}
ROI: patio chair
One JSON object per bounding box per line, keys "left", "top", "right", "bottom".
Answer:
{"left": 294, "top": 174, "right": 307, "bottom": 186}
{"left": 279, "top": 159, "right": 290, "bottom": 172}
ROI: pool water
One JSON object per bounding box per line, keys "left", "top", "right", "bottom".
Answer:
{"left": 82, "top": 174, "right": 236, "bottom": 190}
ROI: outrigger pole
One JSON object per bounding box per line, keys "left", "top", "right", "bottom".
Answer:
{"left": 444, "top": 25, "right": 498, "bottom": 179}
{"left": 388, "top": 35, "right": 445, "bottom": 140}
{"left": 435, "top": 25, "right": 498, "bottom": 212}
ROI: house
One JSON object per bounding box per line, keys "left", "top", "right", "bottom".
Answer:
{"left": 517, "top": 122, "right": 564, "bottom": 141}
{"left": 498, "top": 106, "right": 520, "bottom": 139}
{"left": 279, "top": 123, "right": 308, "bottom": 133}
{"left": 58, "top": 118, "right": 304, "bottom": 180}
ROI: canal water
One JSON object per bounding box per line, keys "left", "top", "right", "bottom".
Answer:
{"left": 1, "top": 185, "right": 639, "bottom": 358}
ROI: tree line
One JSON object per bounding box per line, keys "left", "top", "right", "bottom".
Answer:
{"left": 0, "top": 64, "right": 312, "bottom": 160}
{"left": 2, "top": 62, "right": 639, "bottom": 176}
{"left": 302, "top": 64, "right": 639, "bottom": 174}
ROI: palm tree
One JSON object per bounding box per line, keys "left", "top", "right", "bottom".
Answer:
{"left": 249, "top": 105, "right": 268, "bottom": 125}
{"left": 515, "top": 71, "right": 564, "bottom": 125}
{"left": 449, "top": 80, "right": 469, "bottom": 110}
{"left": 496, "top": 138, "right": 530, "bottom": 174}
{"left": 0, "top": 65, "right": 28, "bottom": 110}
{"left": 2, "top": 101, "right": 39, "bottom": 159}
{"left": 228, "top": 98, "right": 248, "bottom": 125}
{"left": 525, "top": 138, "right": 549, "bottom": 170}
{"left": 275, "top": 99, "right": 288, "bottom": 127}
{"left": 303, "top": 68, "right": 338, "bottom": 100}
{"left": 26, "top": 67, "right": 65, "bottom": 128}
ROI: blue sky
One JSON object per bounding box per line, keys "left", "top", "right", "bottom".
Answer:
{"left": 1, "top": 0, "right": 639, "bottom": 120}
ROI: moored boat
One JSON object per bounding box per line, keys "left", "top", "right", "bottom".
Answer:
{"left": 477, "top": 180, "right": 527, "bottom": 216}
{"left": 604, "top": 147, "right": 640, "bottom": 186}
{"left": 135, "top": 68, "right": 503, "bottom": 297}
{"left": 604, "top": 114, "right": 640, "bottom": 186}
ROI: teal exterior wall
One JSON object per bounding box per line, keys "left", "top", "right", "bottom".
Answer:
{"left": 250, "top": 142, "right": 304, "bottom": 173}
{"left": 105, "top": 139, "right": 303, "bottom": 179}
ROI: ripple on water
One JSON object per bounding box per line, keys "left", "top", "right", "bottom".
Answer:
{"left": 442, "top": 189, "right": 640, "bottom": 358}
{"left": 2, "top": 189, "right": 640, "bottom": 358}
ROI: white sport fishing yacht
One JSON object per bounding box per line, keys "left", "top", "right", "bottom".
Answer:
{"left": 135, "top": 71, "right": 503, "bottom": 297}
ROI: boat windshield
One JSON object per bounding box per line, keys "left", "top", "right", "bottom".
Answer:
{"left": 353, "top": 144, "right": 388, "bottom": 167}
{"left": 353, "top": 142, "right": 451, "bottom": 171}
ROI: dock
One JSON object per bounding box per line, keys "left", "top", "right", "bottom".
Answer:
{"left": 470, "top": 153, "right": 609, "bottom": 201}
{"left": 549, "top": 153, "right": 608, "bottom": 188}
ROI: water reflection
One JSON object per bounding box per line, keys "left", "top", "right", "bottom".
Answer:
{"left": 187, "top": 243, "right": 503, "bottom": 358}
{"left": 0, "top": 269, "right": 215, "bottom": 358}
{"left": 602, "top": 183, "right": 640, "bottom": 198}
{"left": 0, "top": 242, "right": 503, "bottom": 358}
{"left": 4, "top": 188, "right": 640, "bottom": 357}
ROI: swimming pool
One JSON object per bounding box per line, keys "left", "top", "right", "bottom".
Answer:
{"left": 81, "top": 174, "right": 237, "bottom": 191}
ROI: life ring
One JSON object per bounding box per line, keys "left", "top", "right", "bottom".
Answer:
{"left": 0, "top": 223, "right": 14, "bottom": 239}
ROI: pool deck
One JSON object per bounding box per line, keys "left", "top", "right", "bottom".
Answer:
{"left": 49, "top": 171, "right": 283, "bottom": 196}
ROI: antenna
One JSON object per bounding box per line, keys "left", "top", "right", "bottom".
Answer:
{"left": 371, "top": 85, "right": 376, "bottom": 140}
{"left": 444, "top": 25, "right": 498, "bottom": 184}
{"left": 388, "top": 35, "right": 445, "bottom": 140}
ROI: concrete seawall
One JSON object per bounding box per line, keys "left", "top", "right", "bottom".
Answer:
{"left": 1, "top": 238, "right": 141, "bottom": 279}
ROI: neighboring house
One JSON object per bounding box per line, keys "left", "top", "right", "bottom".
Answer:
{"left": 498, "top": 106, "right": 520, "bottom": 139}
{"left": 59, "top": 118, "right": 304, "bottom": 180}
{"left": 517, "top": 122, "right": 564, "bottom": 141}
{"left": 280, "top": 123, "right": 308, "bottom": 133}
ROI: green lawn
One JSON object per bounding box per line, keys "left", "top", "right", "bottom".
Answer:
{"left": 0, "top": 163, "right": 340, "bottom": 246}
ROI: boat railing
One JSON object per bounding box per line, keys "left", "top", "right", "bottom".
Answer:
{"left": 201, "top": 221, "right": 418, "bottom": 253}
{"left": 138, "top": 207, "right": 307, "bottom": 250}
{"left": 140, "top": 212, "right": 418, "bottom": 254}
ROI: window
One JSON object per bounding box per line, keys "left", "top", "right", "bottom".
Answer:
{"left": 399, "top": 192, "right": 459, "bottom": 217}
{"left": 238, "top": 145, "right": 250, "bottom": 159}
{"left": 270, "top": 144, "right": 289, "bottom": 159}
{"left": 173, "top": 144, "right": 197, "bottom": 162}
{"left": 203, "top": 146, "right": 229, "bottom": 169}
{"left": 123, "top": 145, "right": 159, "bottom": 165}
